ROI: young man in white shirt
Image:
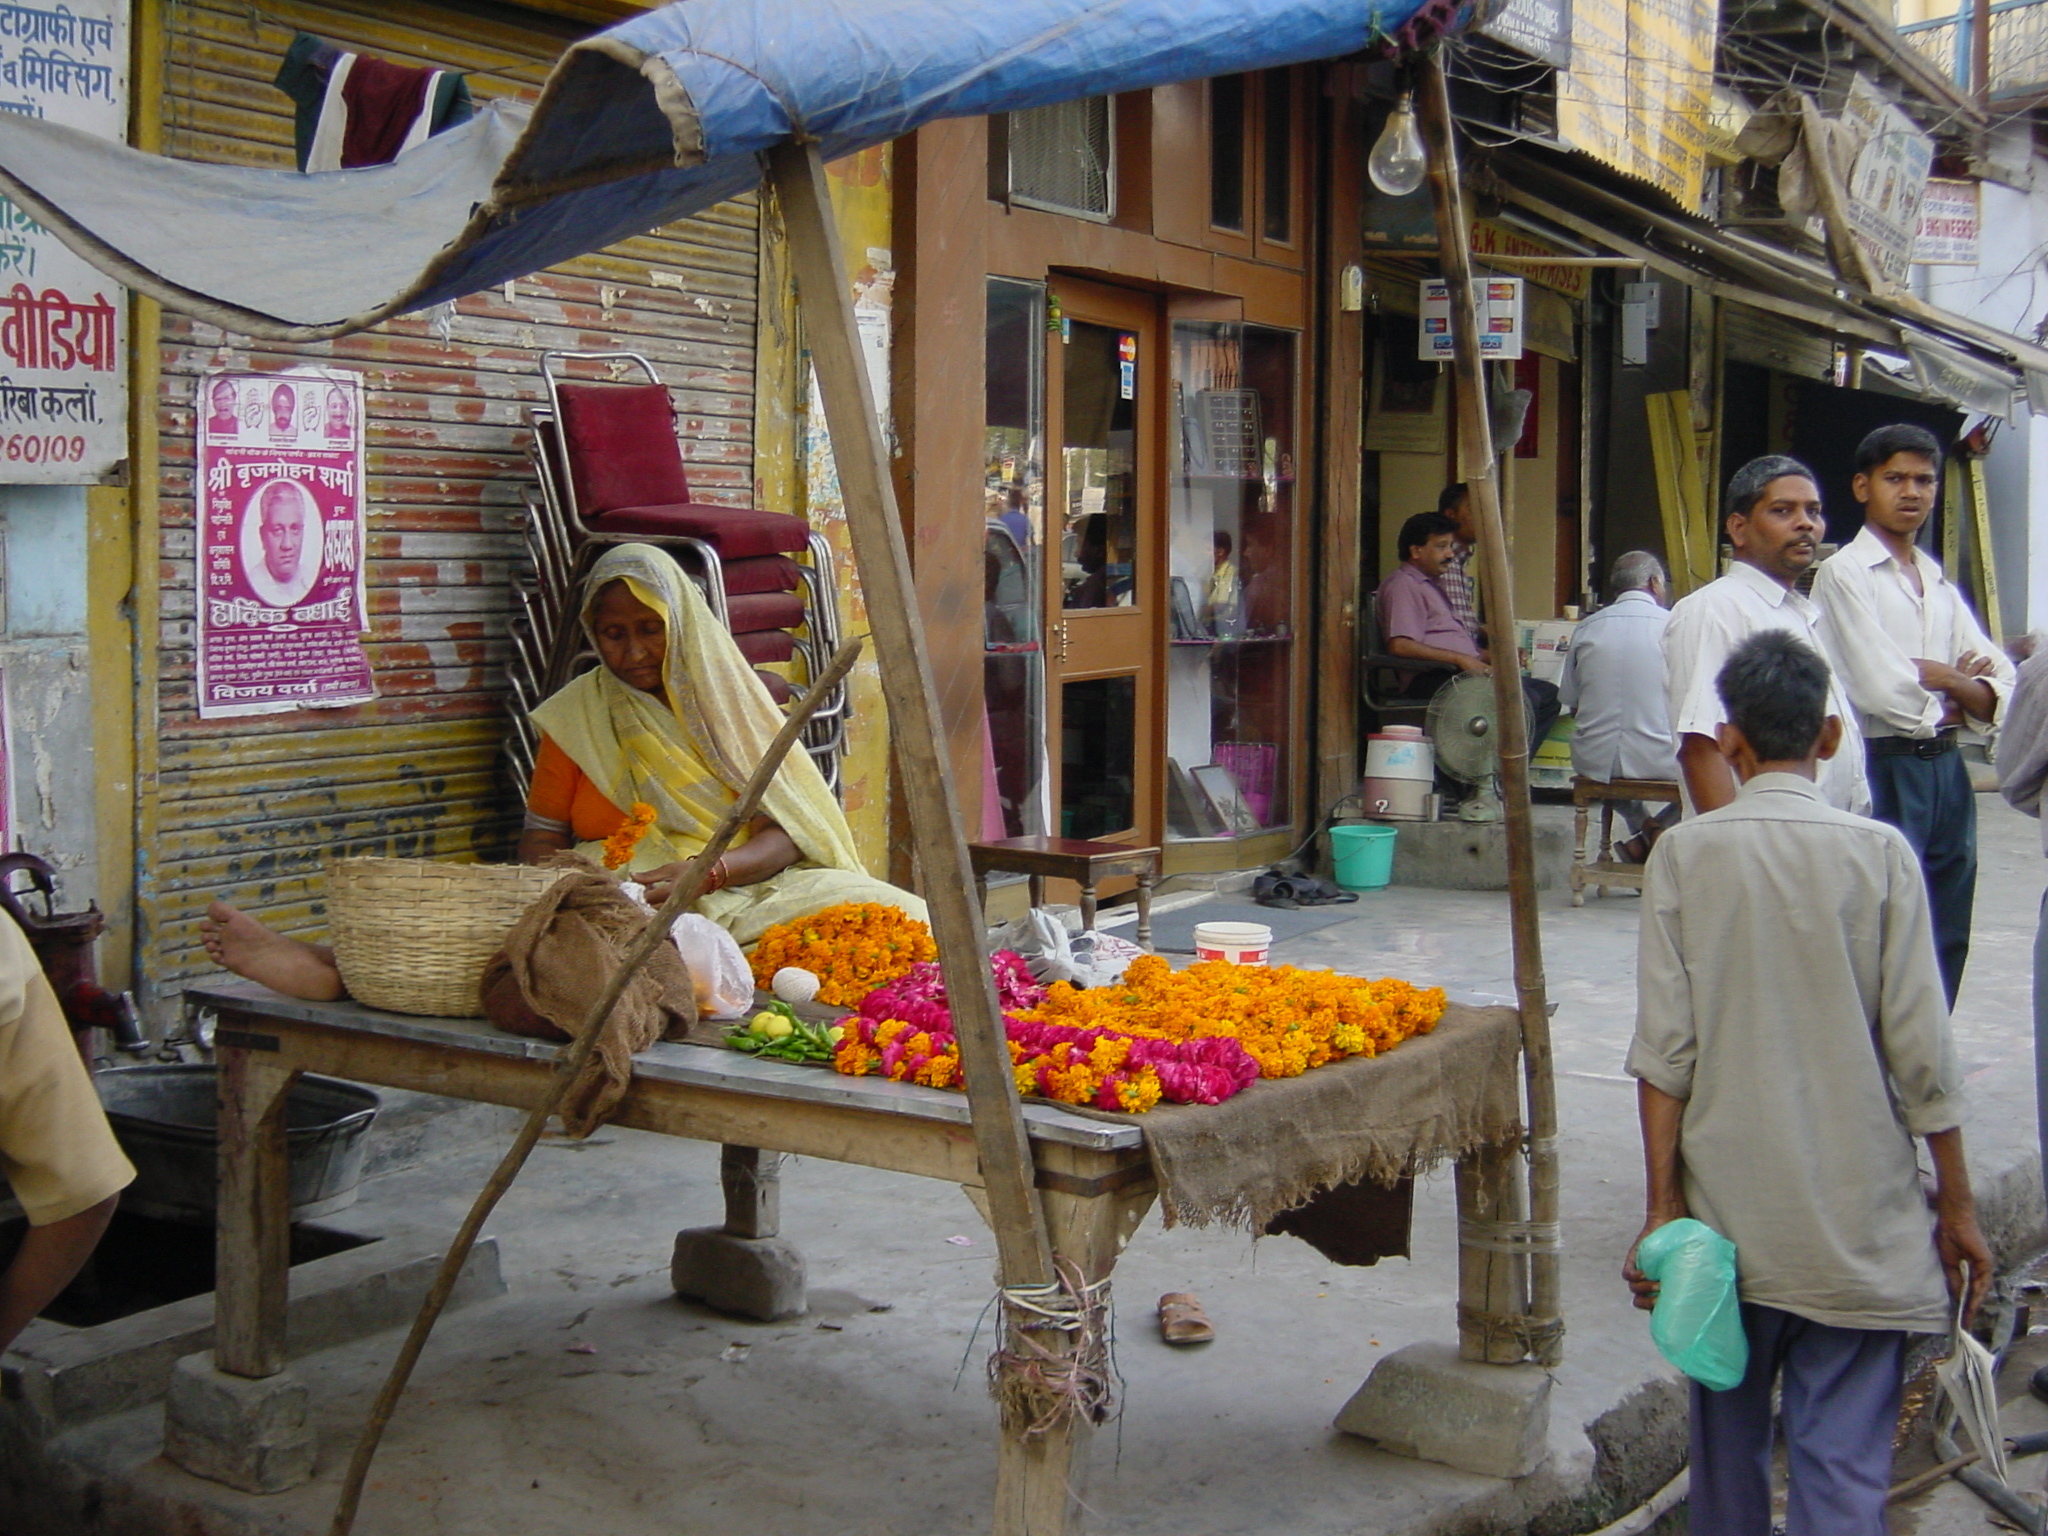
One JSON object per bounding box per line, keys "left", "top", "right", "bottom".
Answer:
{"left": 1812, "top": 423, "right": 2011, "bottom": 1005}
{"left": 1662, "top": 455, "right": 1868, "bottom": 816}
{"left": 1558, "top": 550, "right": 1678, "bottom": 862}
{"left": 1626, "top": 631, "right": 1988, "bottom": 1535}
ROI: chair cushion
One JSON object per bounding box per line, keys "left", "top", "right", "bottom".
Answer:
{"left": 723, "top": 591, "right": 808, "bottom": 634}
{"left": 753, "top": 669, "right": 794, "bottom": 704}
{"left": 554, "top": 382, "right": 692, "bottom": 516}
{"left": 720, "top": 555, "right": 803, "bottom": 596}
{"left": 588, "top": 503, "right": 811, "bottom": 559}
{"left": 733, "top": 630, "right": 797, "bottom": 665}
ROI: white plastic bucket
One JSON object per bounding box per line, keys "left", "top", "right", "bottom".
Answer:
{"left": 1194, "top": 921, "right": 1272, "bottom": 966}
{"left": 1361, "top": 775, "right": 1432, "bottom": 821}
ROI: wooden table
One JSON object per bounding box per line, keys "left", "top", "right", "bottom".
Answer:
{"left": 184, "top": 982, "right": 1155, "bottom": 1528}
{"left": 968, "top": 835, "right": 1159, "bottom": 947}
{"left": 1568, "top": 776, "right": 1682, "bottom": 906}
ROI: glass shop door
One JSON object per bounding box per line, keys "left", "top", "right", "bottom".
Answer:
{"left": 1043, "top": 278, "right": 1161, "bottom": 850}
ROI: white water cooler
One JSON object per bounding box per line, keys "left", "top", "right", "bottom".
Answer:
{"left": 1361, "top": 725, "right": 1435, "bottom": 821}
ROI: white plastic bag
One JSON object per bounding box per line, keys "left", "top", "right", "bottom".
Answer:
{"left": 991, "top": 908, "right": 1141, "bottom": 989}
{"left": 668, "top": 913, "right": 754, "bottom": 1020}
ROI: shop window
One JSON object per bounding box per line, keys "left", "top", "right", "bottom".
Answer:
{"left": 1209, "top": 75, "right": 1246, "bottom": 231}
{"left": 1208, "top": 70, "right": 1295, "bottom": 251}
{"left": 1007, "top": 97, "right": 1115, "bottom": 221}
{"left": 1060, "top": 322, "right": 1138, "bottom": 611}
{"left": 1165, "top": 320, "right": 1296, "bottom": 841}
{"left": 983, "top": 278, "right": 1047, "bottom": 838}
{"left": 1261, "top": 69, "right": 1292, "bottom": 244}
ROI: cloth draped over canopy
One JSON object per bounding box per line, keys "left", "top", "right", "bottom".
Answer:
{"left": 0, "top": 0, "right": 1440, "bottom": 339}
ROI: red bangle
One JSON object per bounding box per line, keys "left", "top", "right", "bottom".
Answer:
{"left": 707, "top": 857, "right": 729, "bottom": 893}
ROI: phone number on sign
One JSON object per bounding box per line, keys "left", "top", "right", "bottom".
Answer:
{"left": 0, "top": 435, "right": 90, "bottom": 465}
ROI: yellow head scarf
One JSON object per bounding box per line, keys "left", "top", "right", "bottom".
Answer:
{"left": 529, "top": 543, "right": 863, "bottom": 876}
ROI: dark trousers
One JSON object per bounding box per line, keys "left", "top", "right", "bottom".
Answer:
{"left": 1691, "top": 1304, "right": 1905, "bottom": 1536}
{"left": 1865, "top": 745, "right": 1975, "bottom": 1005}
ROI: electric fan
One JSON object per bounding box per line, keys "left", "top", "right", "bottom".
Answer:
{"left": 1424, "top": 673, "right": 1531, "bottom": 824}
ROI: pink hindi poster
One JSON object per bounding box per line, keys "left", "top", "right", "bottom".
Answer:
{"left": 194, "top": 370, "right": 375, "bottom": 719}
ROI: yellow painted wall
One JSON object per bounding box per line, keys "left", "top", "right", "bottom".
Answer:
{"left": 1375, "top": 452, "right": 1445, "bottom": 578}
{"left": 756, "top": 147, "right": 896, "bottom": 875}
{"left": 1508, "top": 354, "right": 1562, "bottom": 620}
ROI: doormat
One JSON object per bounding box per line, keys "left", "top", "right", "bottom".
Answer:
{"left": 1143, "top": 901, "right": 1363, "bottom": 955}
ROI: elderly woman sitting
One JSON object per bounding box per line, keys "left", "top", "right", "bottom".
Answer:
{"left": 202, "top": 543, "right": 924, "bottom": 1001}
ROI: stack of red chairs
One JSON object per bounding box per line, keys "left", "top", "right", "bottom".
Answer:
{"left": 507, "top": 351, "right": 847, "bottom": 793}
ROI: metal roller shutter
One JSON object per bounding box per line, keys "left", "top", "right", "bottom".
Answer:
{"left": 142, "top": 0, "right": 759, "bottom": 997}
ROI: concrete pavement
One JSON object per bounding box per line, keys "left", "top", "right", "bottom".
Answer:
{"left": 9, "top": 797, "right": 2046, "bottom": 1535}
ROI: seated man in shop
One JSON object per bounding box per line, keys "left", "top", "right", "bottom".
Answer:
{"left": 1377, "top": 510, "right": 1560, "bottom": 747}
{"left": 1557, "top": 550, "right": 1681, "bottom": 864}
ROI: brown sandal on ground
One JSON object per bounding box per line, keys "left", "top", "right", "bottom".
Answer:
{"left": 1158, "top": 1291, "right": 1215, "bottom": 1345}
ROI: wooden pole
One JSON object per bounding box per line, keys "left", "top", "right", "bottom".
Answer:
{"left": 327, "top": 639, "right": 864, "bottom": 1536}
{"left": 765, "top": 139, "right": 1055, "bottom": 1295}
{"left": 1414, "top": 54, "right": 1563, "bottom": 1365}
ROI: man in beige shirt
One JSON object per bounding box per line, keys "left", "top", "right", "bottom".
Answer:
{"left": 1624, "top": 631, "right": 1987, "bottom": 1534}
{"left": 0, "top": 908, "right": 133, "bottom": 1353}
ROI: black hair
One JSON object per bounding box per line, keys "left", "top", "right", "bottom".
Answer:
{"left": 1724, "top": 454, "right": 1817, "bottom": 523}
{"left": 1715, "top": 631, "right": 1830, "bottom": 762}
{"left": 1398, "top": 511, "right": 1459, "bottom": 562}
{"left": 1853, "top": 423, "right": 1943, "bottom": 477}
{"left": 1213, "top": 529, "right": 1233, "bottom": 556}
{"left": 1436, "top": 483, "right": 1469, "bottom": 517}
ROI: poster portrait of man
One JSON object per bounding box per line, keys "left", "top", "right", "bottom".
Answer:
{"left": 205, "top": 377, "right": 241, "bottom": 439}
{"left": 324, "top": 386, "right": 354, "bottom": 442}
{"left": 267, "top": 383, "right": 299, "bottom": 444}
{"left": 240, "top": 480, "right": 323, "bottom": 608}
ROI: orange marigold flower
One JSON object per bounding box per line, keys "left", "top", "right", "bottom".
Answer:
{"left": 601, "top": 801, "right": 659, "bottom": 871}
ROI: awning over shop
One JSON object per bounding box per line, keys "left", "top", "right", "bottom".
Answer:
{"left": 1489, "top": 150, "right": 2048, "bottom": 421}
{"left": 0, "top": 0, "right": 1437, "bottom": 339}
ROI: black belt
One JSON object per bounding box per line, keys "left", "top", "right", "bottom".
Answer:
{"left": 1866, "top": 732, "right": 1958, "bottom": 759}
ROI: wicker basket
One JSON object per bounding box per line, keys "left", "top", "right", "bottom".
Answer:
{"left": 326, "top": 859, "right": 569, "bottom": 1017}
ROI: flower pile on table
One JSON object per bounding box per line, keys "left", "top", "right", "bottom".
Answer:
{"left": 824, "top": 942, "right": 1447, "bottom": 1116}
{"left": 748, "top": 902, "right": 938, "bottom": 1007}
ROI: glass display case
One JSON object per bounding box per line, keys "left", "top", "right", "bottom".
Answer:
{"left": 1164, "top": 320, "right": 1297, "bottom": 842}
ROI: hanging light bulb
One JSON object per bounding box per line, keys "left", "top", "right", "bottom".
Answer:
{"left": 1367, "top": 92, "right": 1428, "bottom": 197}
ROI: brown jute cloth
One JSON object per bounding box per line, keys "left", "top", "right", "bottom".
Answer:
{"left": 480, "top": 864, "right": 708, "bottom": 1137}
{"left": 1076, "top": 1003, "right": 1523, "bottom": 1232}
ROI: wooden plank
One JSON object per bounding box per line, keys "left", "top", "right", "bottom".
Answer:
{"left": 214, "top": 1049, "right": 299, "bottom": 1378}
{"left": 1966, "top": 456, "right": 2003, "bottom": 644}
{"left": 766, "top": 141, "right": 1056, "bottom": 1290}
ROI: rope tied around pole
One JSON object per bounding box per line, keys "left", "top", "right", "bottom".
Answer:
{"left": 987, "top": 1257, "right": 1117, "bottom": 1438}
{"left": 1458, "top": 1303, "right": 1567, "bottom": 1358}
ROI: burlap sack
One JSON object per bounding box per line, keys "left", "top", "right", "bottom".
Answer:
{"left": 480, "top": 860, "right": 707, "bottom": 1136}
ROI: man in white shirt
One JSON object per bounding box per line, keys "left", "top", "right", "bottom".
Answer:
{"left": 1663, "top": 455, "right": 1868, "bottom": 816}
{"left": 1559, "top": 550, "right": 1679, "bottom": 861}
{"left": 1812, "top": 424, "right": 2011, "bottom": 1005}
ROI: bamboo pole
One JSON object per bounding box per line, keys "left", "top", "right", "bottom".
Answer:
{"left": 764, "top": 139, "right": 1055, "bottom": 1293}
{"left": 1414, "top": 53, "right": 1563, "bottom": 1365}
{"left": 326, "top": 639, "right": 865, "bottom": 1536}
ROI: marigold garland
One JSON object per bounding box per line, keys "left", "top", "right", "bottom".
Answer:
{"left": 601, "top": 801, "right": 658, "bottom": 871}
{"left": 748, "top": 902, "right": 937, "bottom": 1007}
{"left": 830, "top": 951, "right": 1447, "bottom": 1113}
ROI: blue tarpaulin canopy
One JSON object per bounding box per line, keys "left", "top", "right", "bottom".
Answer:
{"left": 0, "top": 0, "right": 1444, "bottom": 338}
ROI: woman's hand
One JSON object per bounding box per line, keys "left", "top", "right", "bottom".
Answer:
{"left": 638, "top": 819, "right": 803, "bottom": 904}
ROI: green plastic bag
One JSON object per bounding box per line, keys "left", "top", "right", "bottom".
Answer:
{"left": 1636, "top": 1218, "right": 1748, "bottom": 1392}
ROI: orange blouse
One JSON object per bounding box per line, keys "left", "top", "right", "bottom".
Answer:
{"left": 525, "top": 735, "right": 628, "bottom": 843}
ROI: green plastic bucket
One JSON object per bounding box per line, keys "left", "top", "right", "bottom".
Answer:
{"left": 1330, "top": 823, "right": 1397, "bottom": 890}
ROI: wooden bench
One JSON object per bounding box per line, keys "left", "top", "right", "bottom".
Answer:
{"left": 1569, "top": 776, "right": 1683, "bottom": 905}
{"left": 968, "top": 835, "right": 1160, "bottom": 948}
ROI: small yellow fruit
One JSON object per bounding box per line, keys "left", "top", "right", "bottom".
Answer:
{"left": 827, "top": 1025, "right": 845, "bottom": 1044}
{"left": 760, "top": 1017, "right": 795, "bottom": 1040}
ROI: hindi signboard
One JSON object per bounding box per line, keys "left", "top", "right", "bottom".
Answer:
{"left": 1914, "top": 177, "right": 1980, "bottom": 267}
{"left": 195, "top": 370, "right": 376, "bottom": 719}
{"left": 1420, "top": 278, "right": 1524, "bottom": 362}
{"left": 1556, "top": 0, "right": 1716, "bottom": 210}
{"left": 0, "top": 0, "right": 126, "bottom": 483}
{"left": 1843, "top": 76, "right": 1933, "bottom": 290}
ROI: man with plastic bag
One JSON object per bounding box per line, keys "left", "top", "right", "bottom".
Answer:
{"left": 1622, "top": 631, "right": 1990, "bottom": 1534}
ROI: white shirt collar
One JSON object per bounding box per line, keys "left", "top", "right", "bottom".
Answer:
{"left": 1846, "top": 523, "right": 1946, "bottom": 586}
{"left": 1738, "top": 770, "right": 1825, "bottom": 802}
{"left": 1726, "top": 558, "right": 1799, "bottom": 608}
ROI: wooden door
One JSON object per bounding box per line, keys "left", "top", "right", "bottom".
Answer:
{"left": 1044, "top": 278, "right": 1161, "bottom": 850}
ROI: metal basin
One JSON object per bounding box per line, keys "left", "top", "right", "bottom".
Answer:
{"left": 96, "top": 1066, "right": 380, "bottom": 1223}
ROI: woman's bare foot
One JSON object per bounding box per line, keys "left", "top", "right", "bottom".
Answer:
{"left": 199, "top": 901, "right": 346, "bottom": 1001}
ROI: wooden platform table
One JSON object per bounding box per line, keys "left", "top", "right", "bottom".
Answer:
{"left": 968, "top": 835, "right": 1159, "bottom": 948}
{"left": 1568, "top": 776, "right": 1683, "bottom": 906}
